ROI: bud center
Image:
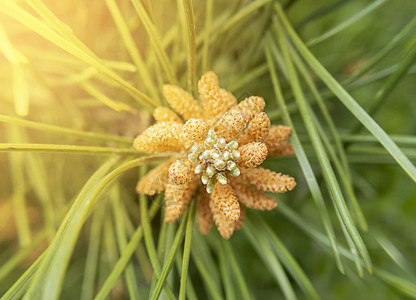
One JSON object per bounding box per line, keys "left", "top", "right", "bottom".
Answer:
{"left": 188, "top": 129, "right": 240, "bottom": 193}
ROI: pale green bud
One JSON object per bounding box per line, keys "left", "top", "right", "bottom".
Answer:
{"left": 201, "top": 150, "right": 211, "bottom": 160}
{"left": 211, "top": 151, "right": 221, "bottom": 160}
{"left": 232, "top": 150, "right": 240, "bottom": 161}
{"left": 194, "top": 164, "right": 204, "bottom": 174}
{"left": 201, "top": 173, "right": 209, "bottom": 185}
{"left": 227, "top": 161, "right": 236, "bottom": 171}
{"left": 206, "top": 178, "right": 216, "bottom": 193}
{"left": 208, "top": 129, "right": 217, "bottom": 139}
{"left": 206, "top": 166, "right": 216, "bottom": 177}
{"left": 217, "top": 138, "right": 226, "bottom": 149}
{"left": 204, "top": 137, "right": 215, "bottom": 148}
{"left": 215, "top": 172, "right": 227, "bottom": 185}
{"left": 188, "top": 153, "right": 198, "bottom": 163}
{"left": 229, "top": 168, "right": 240, "bottom": 177}
{"left": 191, "top": 143, "right": 202, "bottom": 155}
{"left": 214, "top": 159, "right": 226, "bottom": 170}
{"left": 222, "top": 151, "right": 231, "bottom": 161}
{"left": 228, "top": 141, "right": 238, "bottom": 150}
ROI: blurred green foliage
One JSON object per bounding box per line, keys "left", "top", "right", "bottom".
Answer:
{"left": 0, "top": 0, "right": 416, "bottom": 299}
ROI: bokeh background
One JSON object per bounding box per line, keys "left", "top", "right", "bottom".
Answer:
{"left": 1, "top": 0, "right": 416, "bottom": 299}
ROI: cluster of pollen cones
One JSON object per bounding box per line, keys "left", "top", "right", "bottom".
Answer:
{"left": 134, "top": 72, "right": 296, "bottom": 239}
